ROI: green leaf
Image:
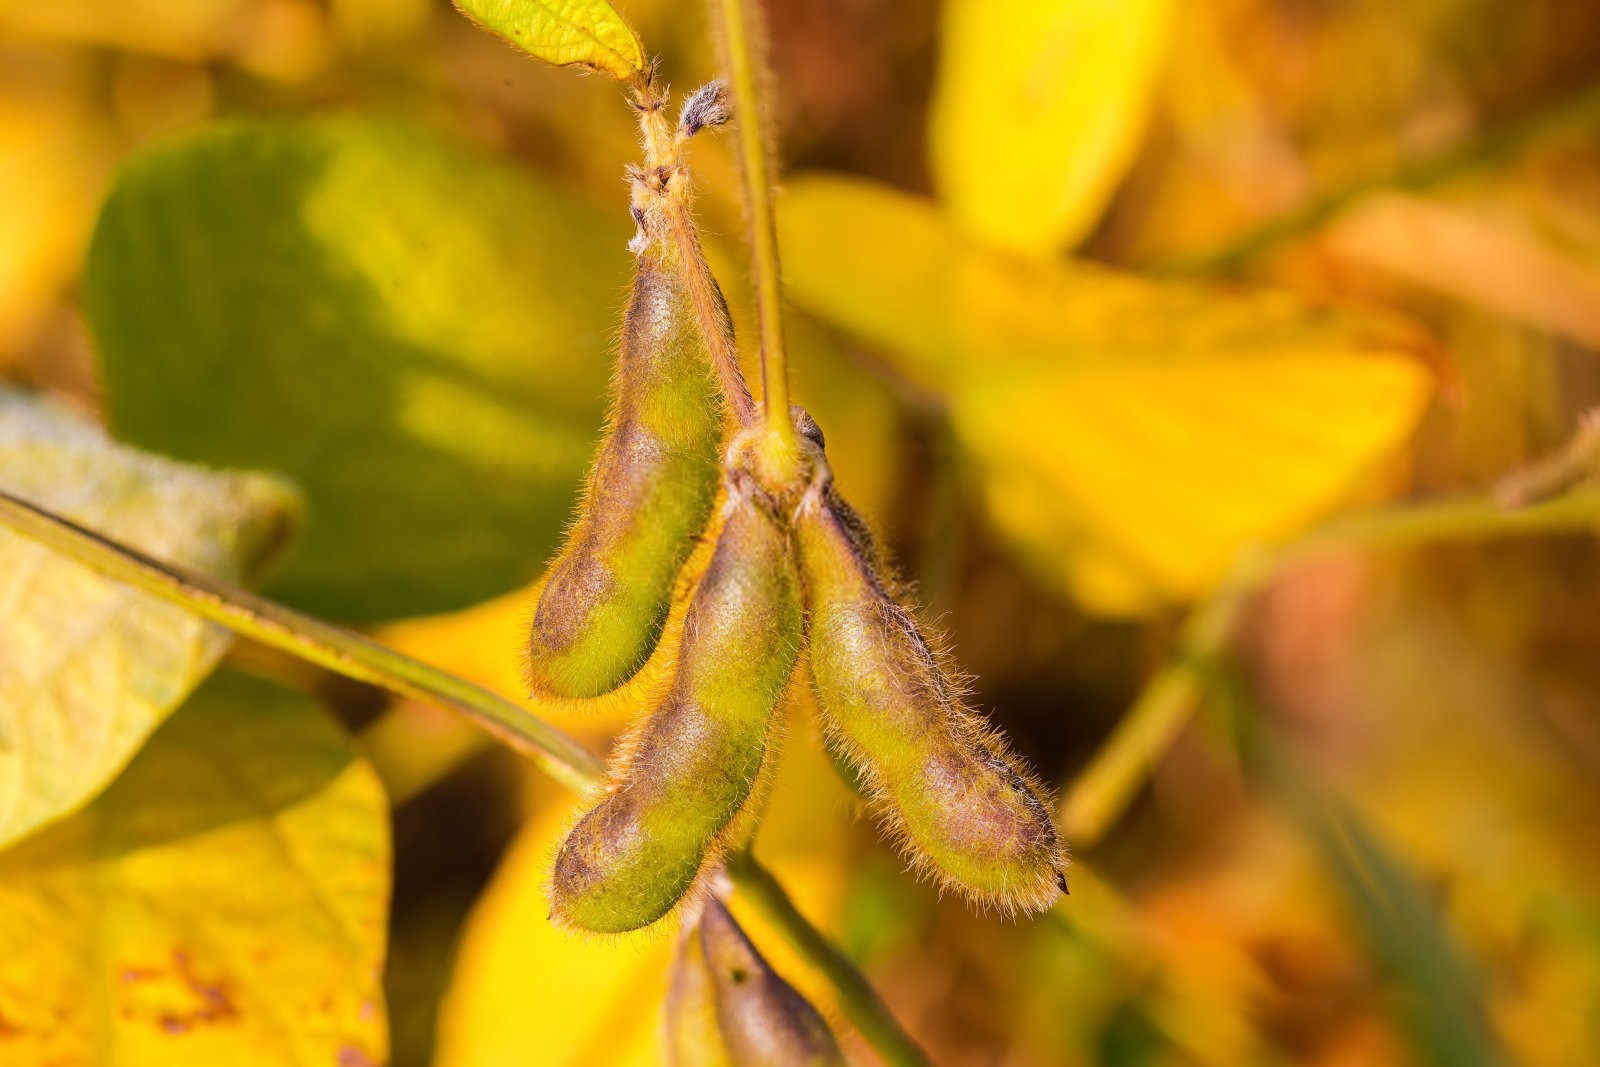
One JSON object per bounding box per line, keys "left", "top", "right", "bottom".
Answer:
{"left": 778, "top": 175, "right": 1432, "bottom": 614}
{"left": 86, "top": 118, "right": 632, "bottom": 621}
{"left": 0, "top": 388, "right": 300, "bottom": 848}
{"left": 452, "top": 0, "right": 646, "bottom": 81}
{"left": 928, "top": 0, "right": 1173, "bottom": 254}
{"left": 0, "top": 669, "right": 391, "bottom": 1066}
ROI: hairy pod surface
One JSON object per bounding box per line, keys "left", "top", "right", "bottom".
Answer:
{"left": 665, "top": 899, "right": 843, "bottom": 1067}
{"left": 796, "top": 475, "right": 1066, "bottom": 913}
{"left": 551, "top": 475, "right": 802, "bottom": 932}
{"left": 526, "top": 206, "right": 725, "bottom": 699}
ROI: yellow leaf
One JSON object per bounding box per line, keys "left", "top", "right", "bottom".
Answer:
{"left": 0, "top": 389, "right": 301, "bottom": 846}
{"left": 778, "top": 175, "right": 1433, "bottom": 612}
{"left": 929, "top": 0, "right": 1173, "bottom": 254}
{"left": 1327, "top": 192, "right": 1600, "bottom": 349}
{"left": 1323, "top": 108, "right": 1600, "bottom": 349}
{"left": 0, "top": 0, "right": 247, "bottom": 60}
{"left": 0, "top": 670, "right": 391, "bottom": 1066}
{"left": 433, "top": 798, "right": 670, "bottom": 1067}
{"left": 0, "top": 0, "right": 330, "bottom": 78}
{"left": 0, "top": 47, "right": 115, "bottom": 358}
{"left": 452, "top": 0, "right": 646, "bottom": 81}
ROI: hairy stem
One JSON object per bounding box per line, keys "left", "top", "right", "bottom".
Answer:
{"left": 723, "top": 850, "right": 932, "bottom": 1067}
{"left": 0, "top": 486, "right": 927, "bottom": 1064}
{"left": 707, "top": 0, "right": 797, "bottom": 461}
{"left": 634, "top": 86, "right": 758, "bottom": 427}
{"left": 1061, "top": 485, "right": 1600, "bottom": 845}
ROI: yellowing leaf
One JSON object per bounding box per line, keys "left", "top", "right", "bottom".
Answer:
{"left": 0, "top": 389, "right": 301, "bottom": 847}
{"left": 452, "top": 0, "right": 646, "bottom": 81}
{"left": 1327, "top": 192, "right": 1600, "bottom": 349}
{"left": 0, "top": 0, "right": 330, "bottom": 79}
{"left": 434, "top": 798, "right": 670, "bottom": 1067}
{"left": 1323, "top": 109, "right": 1600, "bottom": 349}
{"left": 778, "top": 175, "right": 1433, "bottom": 612}
{"left": 0, "top": 46, "right": 114, "bottom": 358}
{"left": 0, "top": 0, "right": 249, "bottom": 60}
{"left": 0, "top": 669, "right": 390, "bottom": 1066}
{"left": 929, "top": 0, "right": 1172, "bottom": 254}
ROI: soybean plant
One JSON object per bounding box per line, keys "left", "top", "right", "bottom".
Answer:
{"left": 540, "top": 73, "right": 1065, "bottom": 932}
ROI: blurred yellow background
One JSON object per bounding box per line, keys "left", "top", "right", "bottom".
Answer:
{"left": 3, "top": 1, "right": 1600, "bottom": 1065}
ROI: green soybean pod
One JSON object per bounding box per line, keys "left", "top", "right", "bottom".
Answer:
{"left": 551, "top": 473, "right": 801, "bottom": 932}
{"left": 525, "top": 184, "right": 726, "bottom": 699}
{"left": 795, "top": 472, "right": 1066, "bottom": 914}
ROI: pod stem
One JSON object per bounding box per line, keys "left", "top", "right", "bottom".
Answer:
{"left": 632, "top": 78, "right": 758, "bottom": 427}
{"left": 0, "top": 486, "right": 927, "bottom": 1065}
{"left": 723, "top": 850, "right": 933, "bottom": 1067}
{"left": 1061, "top": 482, "right": 1600, "bottom": 846}
{"left": 706, "top": 0, "right": 799, "bottom": 465}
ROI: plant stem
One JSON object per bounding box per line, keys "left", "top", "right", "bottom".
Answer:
{"left": 723, "top": 850, "right": 932, "bottom": 1067}
{"left": 0, "top": 487, "right": 604, "bottom": 791}
{"left": 1059, "top": 580, "right": 1246, "bottom": 844}
{"left": 707, "top": 0, "right": 797, "bottom": 457}
{"left": 1060, "top": 485, "right": 1600, "bottom": 846}
{"left": 634, "top": 87, "right": 758, "bottom": 427}
{"left": 0, "top": 486, "right": 927, "bottom": 1064}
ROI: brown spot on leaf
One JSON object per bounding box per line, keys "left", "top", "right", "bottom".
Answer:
{"left": 147, "top": 948, "right": 241, "bottom": 1034}
{"left": 339, "top": 1044, "right": 377, "bottom": 1067}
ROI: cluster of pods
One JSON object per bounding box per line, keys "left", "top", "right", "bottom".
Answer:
{"left": 529, "top": 82, "right": 1066, "bottom": 947}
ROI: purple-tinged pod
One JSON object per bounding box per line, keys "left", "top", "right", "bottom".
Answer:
{"left": 526, "top": 184, "right": 726, "bottom": 700}
{"left": 551, "top": 472, "right": 801, "bottom": 932}
{"left": 664, "top": 899, "right": 842, "bottom": 1067}
{"left": 795, "top": 469, "right": 1066, "bottom": 914}
{"left": 664, "top": 911, "right": 731, "bottom": 1067}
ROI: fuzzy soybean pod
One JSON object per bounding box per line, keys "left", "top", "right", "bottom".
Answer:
{"left": 796, "top": 472, "right": 1066, "bottom": 914}
{"left": 525, "top": 190, "right": 725, "bottom": 699}
{"left": 551, "top": 473, "right": 801, "bottom": 932}
{"left": 664, "top": 899, "right": 843, "bottom": 1067}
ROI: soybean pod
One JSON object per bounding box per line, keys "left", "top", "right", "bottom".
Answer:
{"left": 551, "top": 470, "right": 801, "bottom": 932}
{"left": 664, "top": 915, "right": 731, "bottom": 1067}
{"left": 526, "top": 175, "right": 727, "bottom": 699}
{"left": 795, "top": 462, "right": 1066, "bottom": 914}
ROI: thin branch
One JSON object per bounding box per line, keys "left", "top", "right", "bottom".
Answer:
{"left": 0, "top": 487, "right": 604, "bottom": 793}
{"left": 707, "top": 0, "right": 797, "bottom": 456}
{"left": 1493, "top": 407, "right": 1600, "bottom": 507}
{"left": 633, "top": 83, "right": 758, "bottom": 427}
{"left": 1060, "top": 484, "right": 1600, "bottom": 846}
{"left": 1059, "top": 580, "right": 1246, "bottom": 844}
